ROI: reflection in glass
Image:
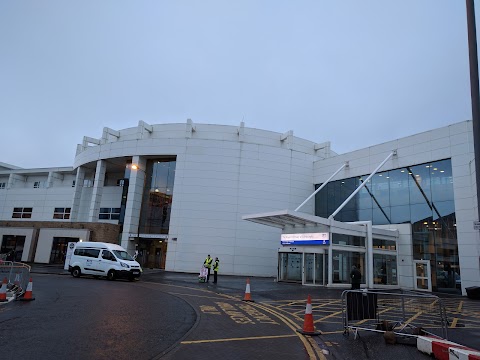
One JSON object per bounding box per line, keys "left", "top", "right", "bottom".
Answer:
{"left": 332, "top": 250, "right": 365, "bottom": 284}
{"left": 315, "top": 159, "right": 460, "bottom": 293}
{"left": 139, "top": 158, "right": 177, "bottom": 234}
{"left": 373, "top": 254, "right": 397, "bottom": 285}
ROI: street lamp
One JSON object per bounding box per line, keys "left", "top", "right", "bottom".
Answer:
{"left": 130, "top": 163, "right": 148, "bottom": 259}
{"left": 466, "top": 0, "right": 480, "bottom": 223}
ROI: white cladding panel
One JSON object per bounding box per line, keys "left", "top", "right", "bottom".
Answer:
{"left": 166, "top": 138, "right": 315, "bottom": 276}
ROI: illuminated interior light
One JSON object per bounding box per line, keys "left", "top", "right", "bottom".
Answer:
{"left": 433, "top": 168, "right": 437, "bottom": 171}
{"left": 379, "top": 174, "right": 382, "bottom": 177}
{"left": 423, "top": 221, "right": 428, "bottom": 225}
{"left": 440, "top": 170, "right": 444, "bottom": 173}
{"left": 401, "top": 170, "right": 405, "bottom": 173}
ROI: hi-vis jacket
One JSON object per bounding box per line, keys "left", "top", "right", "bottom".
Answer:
{"left": 213, "top": 260, "right": 219, "bottom": 272}
{"left": 204, "top": 257, "right": 213, "bottom": 268}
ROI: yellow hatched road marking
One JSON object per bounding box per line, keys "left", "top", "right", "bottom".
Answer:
{"left": 450, "top": 318, "right": 458, "bottom": 328}
{"left": 254, "top": 302, "right": 326, "bottom": 360}
{"left": 181, "top": 334, "right": 297, "bottom": 344}
{"left": 314, "top": 310, "right": 342, "bottom": 323}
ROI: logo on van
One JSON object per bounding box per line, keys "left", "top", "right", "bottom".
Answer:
{"left": 69, "top": 243, "right": 75, "bottom": 249}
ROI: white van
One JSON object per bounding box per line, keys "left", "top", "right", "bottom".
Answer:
{"left": 68, "top": 242, "right": 142, "bottom": 281}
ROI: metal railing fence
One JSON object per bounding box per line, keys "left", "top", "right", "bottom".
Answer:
{"left": 341, "top": 289, "right": 448, "bottom": 340}
{"left": 0, "top": 261, "right": 32, "bottom": 297}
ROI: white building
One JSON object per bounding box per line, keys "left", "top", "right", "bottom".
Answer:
{"left": 0, "top": 119, "right": 478, "bottom": 295}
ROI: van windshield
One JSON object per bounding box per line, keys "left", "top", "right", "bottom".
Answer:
{"left": 113, "top": 250, "right": 134, "bottom": 261}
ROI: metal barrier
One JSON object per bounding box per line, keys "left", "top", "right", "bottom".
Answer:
{"left": 341, "top": 289, "right": 449, "bottom": 340}
{"left": 0, "top": 261, "right": 31, "bottom": 298}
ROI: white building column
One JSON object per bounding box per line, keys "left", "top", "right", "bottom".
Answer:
{"left": 47, "top": 171, "right": 63, "bottom": 188}
{"left": 7, "top": 174, "right": 25, "bottom": 189}
{"left": 88, "top": 160, "right": 106, "bottom": 222}
{"left": 121, "top": 156, "right": 146, "bottom": 253}
{"left": 70, "top": 167, "right": 85, "bottom": 221}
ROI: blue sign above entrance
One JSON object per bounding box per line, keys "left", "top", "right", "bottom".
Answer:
{"left": 281, "top": 233, "right": 330, "bottom": 246}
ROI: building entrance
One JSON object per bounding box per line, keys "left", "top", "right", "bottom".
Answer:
{"left": 278, "top": 250, "right": 328, "bottom": 285}
{"left": 1, "top": 235, "right": 26, "bottom": 261}
{"left": 304, "top": 252, "right": 328, "bottom": 286}
{"left": 137, "top": 238, "right": 167, "bottom": 269}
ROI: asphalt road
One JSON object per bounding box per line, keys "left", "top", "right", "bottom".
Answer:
{"left": 0, "top": 274, "right": 196, "bottom": 360}
{"left": 2, "top": 270, "right": 479, "bottom": 360}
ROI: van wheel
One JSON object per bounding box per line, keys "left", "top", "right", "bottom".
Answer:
{"left": 107, "top": 270, "right": 116, "bottom": 281}
{"left": 72, "top": 267, "right": 81, "bottom": 278}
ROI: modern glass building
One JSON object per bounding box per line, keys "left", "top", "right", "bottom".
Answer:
{"left": 314, "top": 159, "right": 458, "bottom": 292}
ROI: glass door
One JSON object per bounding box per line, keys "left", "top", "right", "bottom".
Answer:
{"left": 303, "top": 252, "right": 326, "bottom": 286}
{"left": 414, "top": 260, "right": 432, "bottom": 292}
{"left": 278, "top": 252, "right": 302, "bottom": 282}
{"left": 304, "top": 253, "right": 315, "bottom": 285}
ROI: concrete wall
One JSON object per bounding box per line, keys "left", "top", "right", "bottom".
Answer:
{"left": 34, "top": 228, "right": 90, "bottom": 263}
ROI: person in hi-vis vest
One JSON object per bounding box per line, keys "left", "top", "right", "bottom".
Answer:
{"left": 203, "top": 255, "right": 213, "bottom": 282}
{"left": 213, "top": 257, "right": 219, "bottom": 284}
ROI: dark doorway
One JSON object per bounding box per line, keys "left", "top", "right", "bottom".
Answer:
{"left": 1, "top": 235, "right": 26, "bottom": 262}
{"left": 50, "top": 237, "right": 79, "bottom": 264}
{"left": 137, "top": 238, "right": 167, "bottom": 269}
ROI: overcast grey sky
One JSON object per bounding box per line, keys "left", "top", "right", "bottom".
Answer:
{"left": 0, "top": 1, "right": 474, "bottom": 168}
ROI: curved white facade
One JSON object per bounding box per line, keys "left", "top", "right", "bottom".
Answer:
{"left": 73, "top": 121, "right": 332, "bottom": 276}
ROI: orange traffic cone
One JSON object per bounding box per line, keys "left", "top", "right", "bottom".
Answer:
{"left": 19, "top": 278, "right": 35, "bottom": 301}
{"left": 0, "top": 277, "right": 7, "bottom": 302}
{"left": 242, "top": 278, "right": 254, "bottom": 302}
{"left": 297, "top": 295, "right": 321, "bottom": 336}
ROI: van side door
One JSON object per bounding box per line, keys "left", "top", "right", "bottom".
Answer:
{"left": 98, "top": 250, "right": 117, "bottom": 274}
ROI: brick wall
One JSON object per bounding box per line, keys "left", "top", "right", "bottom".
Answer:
{"left": 0, "top": 221, "right": 121, "bottom": 244}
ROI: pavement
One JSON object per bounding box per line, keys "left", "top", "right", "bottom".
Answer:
{"left": 28, "top": 264, "right": 480, "bottom": 359}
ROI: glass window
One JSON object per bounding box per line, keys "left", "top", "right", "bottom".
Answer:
{"left": 430, "top": 159, "right": 454, "bottom": 202}
{"left": 373, "top": 254, "right": 398, "bottom": 285}
{"left": 390, "top": 205, "right": 410, "bottom": 224}
{"left": 332, "top": 250, "right": 365, "bottom": 284}
{"left": 99, "top": 208, "right": 121, "bottom": 220}
{"left": 371, "top": 173, "right": 390, "bottom": 209}
{"left": 408, "top": 164, "right": 432, "bottom": 205}
{"left": 53, "top": 208, "right": 71, "bottom": 220}
{"left": 139, "top": 159, "right": 177, "bottom": 234}
{"left": 332, "top": 233, "right": 365, "bottom": 247}
{"left": 74, "top": 248, "right": 100, "bottom": 258}
{"left": 0, "top": 183, "right": 6, "bottom": 189}
{"left": 372, "top": 205, "right": 390, "bottom": 225}
{"left": 373, "top": 239, "right": 396, "bottom": 250}
{"left": 12, "top": 207, "right": 33, "bottom": 219}
{"left": 357, "top": 182, "right": 373, "bottom": 209}
{"left": 315, "top": 159, "right": 459, "bottom": 293}
{"left": 388, "top": 169, "right": 410, "bottom": 206}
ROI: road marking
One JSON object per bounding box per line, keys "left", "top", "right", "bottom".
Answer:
{"left": 216, "top": 302, "right": 255, "bottom": 324}
{"left": 181, "top": 334, "right": 297, "bottom": 344}
{"left": 450, "top": 318, "right": 458, "bottom": 328}
{"left": 254, "top": 303, "right": 326, "bottom": 360}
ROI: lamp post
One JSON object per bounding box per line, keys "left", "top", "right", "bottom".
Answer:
{"left": 130, "top": 164, "right": 148, "bottom": 258}
{"left": 466, "top": 0, "right": 480, "bottom": 222}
